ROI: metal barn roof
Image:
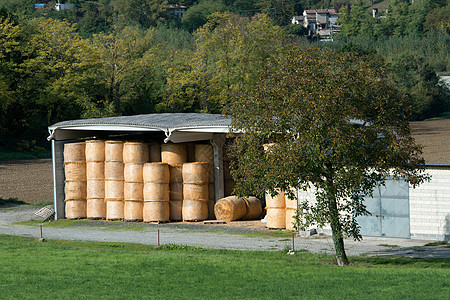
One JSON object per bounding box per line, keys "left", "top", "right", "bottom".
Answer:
{"left": 48, "top": 113, "right": 232, "bottom": 143}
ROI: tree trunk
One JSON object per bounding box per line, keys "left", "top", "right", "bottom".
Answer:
{"left": 330, "top": 218, "right": 349, "bottom": 266}
{"left": 326, "top": 165, "right": 349, "bottom": 266}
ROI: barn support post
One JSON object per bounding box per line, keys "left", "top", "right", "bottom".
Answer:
{"left": 211, "top": 134, "right": 225, "bottom": 202}
{"left": 52, "top": 139, "right": 65, "bottom": 220}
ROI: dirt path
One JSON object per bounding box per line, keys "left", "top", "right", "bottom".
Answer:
{"left": 0, "top": 159, "right": 53, "bottom": 203}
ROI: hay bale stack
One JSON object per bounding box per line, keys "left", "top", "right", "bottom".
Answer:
{"left": 64, "top": 142, "right": 86, "bottom": 219}
{"left": 265, "top": 191, "right": 286, "bottom": 229}
{"left": 105, "top": 141, "right": 124, "bottom": 220}
{"left": 195, "top": 144, "right": 215, "bottom": 220}
{"left": 169, "top": 164, "right": 183, "bottom": 221}
{"left": 123, "top": 142, "right": 148, "bottom": 221}
{"left": 285, "top": 189, "right": 298, "bottom": 231}
{"left": 182, "top": 162, "right": 209, "bottom": 221}
{"left": 143, "top": 163, "right": 170, "bottom": 222}
{"left": 124, "top": 163, "right": 144, "bottom": 221}
{"left": 85, "top": 140, "right": 106, "bottom": 219}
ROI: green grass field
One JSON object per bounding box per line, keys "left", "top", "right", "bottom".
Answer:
{"left": 0, "top": 235, "right": 448, "bottom": 299}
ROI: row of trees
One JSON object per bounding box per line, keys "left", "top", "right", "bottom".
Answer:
{"left": 0, "top": 7, "right": 448, "bottom": 151}
{"left": 338, "top": 0, "right": 449, "bottom": 38}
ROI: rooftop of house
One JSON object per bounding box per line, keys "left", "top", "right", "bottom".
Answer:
{"left": 372, "top": 5, "right": 389, "bottom": 9}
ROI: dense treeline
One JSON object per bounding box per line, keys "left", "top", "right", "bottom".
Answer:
{"left": 0, "top": 0, "right": 448, "bottom": 152}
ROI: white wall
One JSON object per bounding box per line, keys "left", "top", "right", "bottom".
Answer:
{"left": 409, "top": 168, "right": 450, "bottom": 241}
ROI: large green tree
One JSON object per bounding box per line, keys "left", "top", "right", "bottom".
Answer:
{"left": 228, "top": 47, "right": 427, "bottom": 265}
{"left": 166, "top": 12, "right": 288, "bottom": 113}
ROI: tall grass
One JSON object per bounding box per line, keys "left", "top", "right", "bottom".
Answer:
{"left": 0, "top": 235, "right": 448, "bottom": 299}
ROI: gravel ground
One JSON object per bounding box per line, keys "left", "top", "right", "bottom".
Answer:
{"left": 1, "top": 205, "right": 448, "bottom": 259}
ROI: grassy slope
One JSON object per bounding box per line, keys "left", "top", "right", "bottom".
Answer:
{"left": 0, "top": 235, "right": 448, "bottom": 299}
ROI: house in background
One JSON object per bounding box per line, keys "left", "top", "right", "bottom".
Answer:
{"left": 55, "top": 2, "right": 75, "bottom": 11}
{"left": 292, "top": 9, "right": 339, "bottom": 38}
{"left": 372, "top": 4, "right": 389, "bottom": 19}
{"left": 168, "top": 4, "right": 188, "bottom": 19}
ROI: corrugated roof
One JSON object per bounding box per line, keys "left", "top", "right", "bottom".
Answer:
{"left": 50, "top": 113, "right": 231, "bottom": 131}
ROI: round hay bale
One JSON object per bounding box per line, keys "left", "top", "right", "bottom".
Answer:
{"left": 161, "top": 143, "right": 187, "bottom": 164}
{"left": 106, "top": 199, "right": 124, "bottom": 220}
{"left": 124, "top": 182, "right": 144, "bottom": 201}
{"left": 64, "top": 162, "right": 86, "bottom": 181}
{"left": 105, "top": 141, "right": 123, "bottom": 162}
{"left": 65, "top": 199, "right": 86, "bottom": 219}
{"left": 85, "top": 140, "right": 105, "bottom": 162}
{"left": 64, "top": 180, "right": 86, "bottom": 200}
{"left": 182, "top": 200, "right": 208, "bottom": 221}
{"left": 266, "top": 207, "right": 286, "bottom": 229}
{"left": 143, "top": 163, "right": 169, "bottom": 183}
{"left": 143, "top": 201, "right": 170, "bottom": 222}
{"left": 105, "top": 161, "right": 124, "bottom": 180}
{"left": 105, "top": 180, "right": 124, "bottom": 200}
{"left": 265, "top": 192, "right": 285, "bottom": 208}
{"left": 182, "top": 162, "right": 209, "bottom": 184}
{"left": 214, "top": 196, "right": 246, "bottom": 221}
{"left": 124, "top": 200, "right": 143, "bottom": 221}
{"left": 123, "top": 142, "right": 149, "bottom": 164}
{"left": 86, "top": 161, "right": 104, "bottom": 180}
{"left": 86, "top": 198, "right": 106, "bottom": 219}
{"left": 243, "top": 197, "right": 263, "bottom": 220}
{"left": 124, "top": 163, "right": 143, "bottom": 183}
{"left": 64, "top": 142, "right": 85, "bottom": 162}
{"left": 195, "top": 144, "right": 214, "bottom": 182}
{"left": 285, "top": 191, "right": 297, "bottom": 209}
{"left": 169, "top": 164, "right": 183, "bottom": 182}
{"left": 183, "top": 183, "right": 208, "bottom": 201}
{"left": 170, "top": 182, "right": 183, "bottom": 201}
{"left": 144, "top": 182, "right": 170, "bottom": 201}
{"left": 149, "top": 142, "right": 161, "bottom": 162}
{"left": 86, "top": 179, "right": 105, "bottom": 199}
{"left": 285, "top": 208, "right": 297, "bottom": 231}
{"left": 170, "top": 200, "right": 182, "bottom": 221}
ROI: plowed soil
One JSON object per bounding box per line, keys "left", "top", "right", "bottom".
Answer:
{"left": 0, "top": 159, "right": 53, "bottom": 203}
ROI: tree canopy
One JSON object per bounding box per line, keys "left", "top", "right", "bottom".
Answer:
{"left": 228, "top": 47, "right": 428, "bottom": 265}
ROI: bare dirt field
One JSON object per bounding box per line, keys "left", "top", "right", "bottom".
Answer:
{"left": 0, "top": 159, "right": 53, "bottom": 203}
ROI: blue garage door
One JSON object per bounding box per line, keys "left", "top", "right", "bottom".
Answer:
{"left": 357, "top": 179, "right": 410, "bottom": 238}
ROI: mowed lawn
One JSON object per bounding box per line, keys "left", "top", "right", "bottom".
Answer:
{"left": 0, "top": 235, "right": 448, "bottom": 299}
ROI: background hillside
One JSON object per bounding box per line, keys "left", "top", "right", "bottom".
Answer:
{"left": 0, "top": 0, "right": 448, "bottom": 153}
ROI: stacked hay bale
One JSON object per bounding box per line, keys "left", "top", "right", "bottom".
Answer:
{"left": 85, "top": 140, "right": 106, "bottom": 219}
{"left": 194, "top": 144, "right": 215, "bottom": 219}
{"left": 169, "top": 164, "right": 183, "bottom": 220}
{"left": 214, "top": 196, "right": 262, "bottom": 222}
{"left": 161, "top": 143, "right": 187, "bottom": 221}
{"left": 143, "top": 162, "right": 170, "bottom": 222}
{"left": 285, "top": 190, "right": 298, "bottom": 231}
{"left": 182, "top": 162, "right": 209, "bottom": 221}
{"left": 105, "top": 141, "right": 124, "bottom": 220}
{"left": 123, "top": 142, "right": 148, "bottom": 221}
{"left": 265, "top": 191, "right": 286, "bottom": 229}
{"left": 64, "top": 142, "right": 86, "bottom": 219}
